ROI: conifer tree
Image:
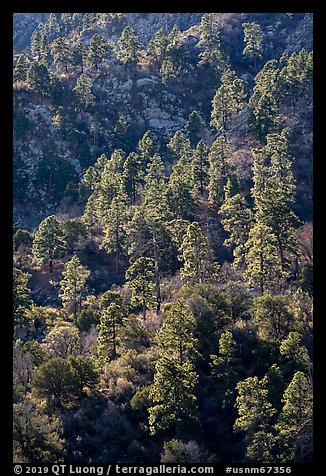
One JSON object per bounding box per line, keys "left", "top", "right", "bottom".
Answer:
{"left": 234, "top": 376, "right": 277, "bottom": 461}
{"left": 180, "top": 222, "right": 219, "bottom": 284}
{"left": 244, "top": 223, "right": 284, "bottom": 294}
{"left": 32, "top": 215, "right": 67, "bottom": 273}
{"left": 210, "top": 330, "right": 239, "bottom": 400}
{"left": 87, "top": 34, "right": 108, "bottom": 70}
{"left": 59, "top": 255, "right": 90, "bottom": 321}
{"left": 252, "top": 129, "right": 300, "bottom": 272}
{"left": 97, "top": 303, "right": 123, "bottom": 361}
{"left": 122, "top": 152, "right": 143, "bottom": 203}
{"left": 149, "top": 356, "right": 199, "bottom": 436}
{"left": 31, "top": 30, "right": 42, "bottom": 61}
{"left": 251, "top": 294, "right": 294, "bottom": 341}
{"left": 197, "top": 13, "right": 229, "bottom": 75}
{"left": 167, "top": 130, "right": 192, "bottom": 163}
{"left": 210, "top": 68, "right": 246, "bottom": 134}
{"left": 186, "top": 110, "right": 204, "bottom": 147}
{"left": 192, "top": 139, "right": 209, "bottom": 195}
{"left": 14, "top": 54, "right": 29, "bottom": 82}
{"left": 100, "top": 190, "right": 129, "bottom": 274}
{"left": 208, "top": 136, "right": 236, "bottom": 205}
{"left": 158, "top": 299, "right": 198, "bottom": 365}
{"left": 125, "top": 257, "right": 155, "bottom": 320}
{"left": 242, "top": 22, "right": 264, "bottom": 72}
{"left": 47, "top": 13, "right": 60, "bottom": 39}
{"left": 147, "top": 27, "right": 168, "bottom": 67}
{"left": 275, "top": 371, "right": 313, "bottom": 462}
{"left": 73, "top": 73, "right": 95, "bottom": 110}
{"left": 72, "top": 42, "right": 86, "bottom": 73}
{"left": 26, "top": 62, "right": 51, "bottom": 100}
{"left": 117, "top": 26, "right": 142, "bottom": 68}
{"left": 137, "top": 130, "right": 157, "bottom": 172}
{"left": 51, "top": 37, "right": 71, "bottom": 73}
{"left": 13, "top": 268, "right": 32, "bottom": 328}
{"left": 219, "top": 192, "right": 254, "bottom": 269}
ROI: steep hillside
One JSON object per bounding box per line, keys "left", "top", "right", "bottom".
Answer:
{"left": 13, "top": 12, "right": 313, "bottom": 466}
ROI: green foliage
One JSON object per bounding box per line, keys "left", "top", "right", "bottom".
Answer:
{"left": 117, "top": 26, "right": 142, "bottom": 67}
{"left": 59, "top": 256, "right": 90, "bottom": 320}
{"left": 13, "top": 399, "right": 63, "bottom": 463}
{"left": 14, "top": 53, "right": 29, "bottom": 82}
{"left": 32, "top": 357, "right": 84, "bottom": 407}
{"left": 73, "top": 73, "right": 95, "bottom": 110}
{"left": 210, "top": 68, "right": 246, "bottom": 132}
{"left": 97, "top": 303, "right": 124, "bottom": 361}
{"left": 208, "top": 136, "right": 237, "bottom": 205}
{"left": 125, "top": 257, "right": 155, "bottom": 319}
{"left": 197, "top": 13, "right": 229, "bottom": 76}
{"left": 275, "top": 371, "right": 313, "bottom": 462}
{"left": 32, "top": 215, "right": 67, "bottom": 272}
{"left": 13, "top": 229, "right": 33, "bottom": 252}
{"left": 180, "top": 222, "right": 219, "bottom": 284}
{"left": 251, "top": 294, "right": 294, "bottom": 341}
{"left": 13, "top": 268, "right": 32, "bottom": 328}
{"left": 149, "top": 356, "right": 199, "bottom": 437}
{"left": 192, "top": 139, "right": 209, "bottom": 195}
{"left": 87, "top": 34, "right": 108, "bottom": 69}
{"left": 26, "top": 61, "right": 51, "bottom": 97}
{"left": 158, "top": 298, "right": 199, "bottom": 365}
{"left": 242, "top": 22, "right": 264, "bottom": 70}
{"left": 50, "top": 37, "right": 71, "bottom": 73}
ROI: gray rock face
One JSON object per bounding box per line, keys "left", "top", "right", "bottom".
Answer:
{"left": 13, "top": 13, "right": 49, "bottom": 53}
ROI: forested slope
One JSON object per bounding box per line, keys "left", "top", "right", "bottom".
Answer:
{"left": 13, "top": 12, "right": 313, "bottom": 464}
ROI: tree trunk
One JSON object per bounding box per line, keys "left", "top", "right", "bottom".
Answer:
{"left": 49, "top": 259, "right": 53, "bottom": 273}
{"left": 153, "top": 230, "right": 161, "bottom": 314}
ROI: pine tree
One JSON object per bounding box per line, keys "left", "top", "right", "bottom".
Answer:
{"left": 147, "top": 27, "right": 168, "bottom": 67}
{"left": 97, "top": 303, "right": 123, "bottom": 361}
{"left": 208, "top": 136, "right": 236, "bottom": 205}
{"left": 210, "top": 68, "right": 246, "bottom": 134}
{"left": 59, "top": 255, "right": 90, "bottom": 321}
{"left": 72, "top": 42, "right": 86, "bottom": 73}
{"left": 192, "top": 140, "right": 209, "bottom": 196}
{"left": 100, "top": 190, "right": 129, "bottom": 274}
{"left": 186, "top": 110, "right": 204, "bottom": 147}
{"left": 117, "top": 26, "right": 142, "bottom": 68}
{"left": 125, "top": 257, "right": 155, "bottom": 320}
{"left": 122, "top": 152, "right": 143, "bottom": 203}
{"left": 219, "top": 192, "right": 254, "bottom": 269}
{"left": 251, "top": 294, "right": 294, "bottom": 341}
{"left": 180, "top": 222, "right": 219, "bottom": 284}
{"left": 47, "top": 13, "right": 60, "bottom": 40}
{"left": 210, "top": 330, "right": 240, "bottom": 401}
{"left": 252, "top": 129, "right": 300, "bottom": 272}
{"left": 14, "top": 53, "right": 29, "bottom": 82}
{"left": 166, "top": 130, "right": 192, "bottom": 163}
{"left": 244, "top": 223, "right": 284, "bottom": 294}
{"left": 137, "top": 130, "right": 157, "bottom": 172}
{"left": 87, "top": 34, "right": 108, "bottom": 70}
{"left": 148, "top": 356, "right": 199, "bottom": 436}
{"left": 31, "top": 30, "right": 42, "bottom": 61}
{"left": 275, "top": 371, "right": 313, "bottom": 462}
{"left": 32, "top": 215, "right": 67, "bottom": 273}
{"left": 242, "top": 22, "right": 264, "bottom": 72}
{"left": 50, "top": 37, "right": 71, "bottom": 73}
{"left": 13, "top": 268, "right": 32, "bottom": 328}
{"left": 60, "top": 13, "right": 72, "bottom": 35}
{"left": 26, "top": 62, "right": 51, "bottom": 100}
{"left": 73, "top": 73, "right": 95, "bottom": 110}
{"left": 234, "top": 376, "right": 277, "bottom": 461}
{"left": 197, "top": 13, "right": 229, "bottom": 76}
{"left": 168, "top": 168, "right": 196, "bottom": 221}
{"left": 158, "top": 299, "right": 198, "bottom": 365}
